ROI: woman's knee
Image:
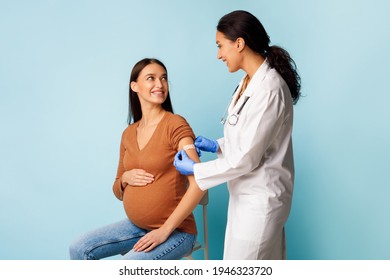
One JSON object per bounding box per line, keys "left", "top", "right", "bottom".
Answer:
{"left": 69, "top": 237, "right": 84, "bottom": 260}
{"left": 69, "top": 235, "right": 93, "bottom": 260}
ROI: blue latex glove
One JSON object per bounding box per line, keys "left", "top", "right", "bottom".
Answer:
{"left": 174, "top": 150, "right": 195, "bottom": 175}
{"left": 194, "top": 136, "right": 219, "bottom": 153}
{"left": 195, "top": 147, "right": 202, "bottom": 157}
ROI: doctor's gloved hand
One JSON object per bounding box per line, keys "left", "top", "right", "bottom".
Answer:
{"left": 194, "top": 136, "right": 219, "bottom": 153}
{"left": 174, "top": 150, "right": 195, "bottom": 175}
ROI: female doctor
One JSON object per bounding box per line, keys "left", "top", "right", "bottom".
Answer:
{"left": 174, "top": 10, "right": 301, "bottom": 259}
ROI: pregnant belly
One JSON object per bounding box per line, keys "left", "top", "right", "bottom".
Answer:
{"left": 122, "top": 184, "right": 177, "bottom": 230}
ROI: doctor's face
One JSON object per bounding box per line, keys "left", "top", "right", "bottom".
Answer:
{"left": 130, "top": 63, "right": 168, "bottom": 106}
{"left": 216, "top": 31, "right": 241, "bottom": 72}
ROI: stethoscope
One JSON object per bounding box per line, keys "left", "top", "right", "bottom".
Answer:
{"left": 220, "top": 85, "right": 250, "bottom": 126}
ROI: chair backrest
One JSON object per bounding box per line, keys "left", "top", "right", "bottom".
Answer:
{"left": 199, "top": 190, "right": 209, "bottom": 205}
{"left": 199, "top": 191, "right": 209, "bottom": 259}
{"left": 184, "top": 191, "right": 209, "bottom": 260}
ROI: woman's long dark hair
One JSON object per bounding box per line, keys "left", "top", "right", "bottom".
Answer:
{"left": 217, "top": 10, "right": 301, "bottom": 104}
{"left": 128, "top": 58, "right": 174, "bottom": 124}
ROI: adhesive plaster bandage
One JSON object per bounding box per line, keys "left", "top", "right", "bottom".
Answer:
{"left": 183, "top": 144, "right": 196, "bottom": 151}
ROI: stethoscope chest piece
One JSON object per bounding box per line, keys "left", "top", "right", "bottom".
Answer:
{"left": 222, "top": 96, "right": 250, "bottom": 126}
{"left": 228, "top": 114, "right": 239, "bottom": 125}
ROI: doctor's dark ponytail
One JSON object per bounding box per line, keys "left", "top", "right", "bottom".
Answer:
{"left": 217, "top": 10, "right": 301, "bottom": 104}
{"left": 266, "top": 46, "right": 301, "bottom": 105}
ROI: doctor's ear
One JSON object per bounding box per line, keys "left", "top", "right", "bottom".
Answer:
{"left": 236, "top": 38, "right": 245, "bottom": 52}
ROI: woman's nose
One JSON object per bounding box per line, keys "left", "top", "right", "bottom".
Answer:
{"left": 155, "top": 79, "right": 163, "bottom": 88}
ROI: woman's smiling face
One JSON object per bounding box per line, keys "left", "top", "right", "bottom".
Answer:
{"left": 131, "top": 63, "right": 169, "bottom": 106}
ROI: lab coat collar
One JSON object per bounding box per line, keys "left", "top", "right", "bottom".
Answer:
{"left": 230, "top": 59, "right": 270, "bottom": 110}
{"left": 241, "top": 59, "right": 270, "bottom": 98}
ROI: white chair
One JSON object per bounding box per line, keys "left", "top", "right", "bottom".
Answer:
{"left": 184, "top": 191, "right": 209, "bottom": 260}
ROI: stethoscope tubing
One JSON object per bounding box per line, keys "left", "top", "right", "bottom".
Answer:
{"left": 221, "top": 84, "right": 250, "bottom": 126}
{"left": 228, "top": 96, "right": 250, "bottom": 125}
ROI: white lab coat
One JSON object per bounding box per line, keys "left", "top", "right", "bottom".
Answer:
{"left": 194, "top": 60, "right": 294, "bottom": 259}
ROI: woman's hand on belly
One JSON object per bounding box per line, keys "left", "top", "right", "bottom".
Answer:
{"left": 121, "top": 169, "right": 154, "bottom": 188}
{"left": 133, "top": 227, "right": 171, "bottom": 252}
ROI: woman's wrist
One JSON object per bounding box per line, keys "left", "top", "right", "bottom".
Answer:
{"left": 160, "top": 223, "right": 175, "bottom": 237}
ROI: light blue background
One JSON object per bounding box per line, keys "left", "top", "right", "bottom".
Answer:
{"left": 1, "top": 0, "right": 389, "bottom": 260}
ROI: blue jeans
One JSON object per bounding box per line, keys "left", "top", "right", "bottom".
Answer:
{"left": 69, "top": 219, "right": 196, "bottom": 260}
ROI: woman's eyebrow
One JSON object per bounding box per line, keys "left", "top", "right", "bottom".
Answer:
{"left": 144, "top": 72, "right": 167, "bottom": 76}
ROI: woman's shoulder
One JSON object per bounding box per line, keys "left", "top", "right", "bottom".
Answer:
{"left": 163, "top": 112, "right": 195, "bottom": 143}
{"left": 121, "top": 122, "right": 138, "bottom": 137}
{"left": 165, "top": 112, "right": 190, "bottom": 126}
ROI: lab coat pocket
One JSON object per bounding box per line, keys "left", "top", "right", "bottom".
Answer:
{"left": 233, "top": 193, "right": 268, "bottom": 241}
